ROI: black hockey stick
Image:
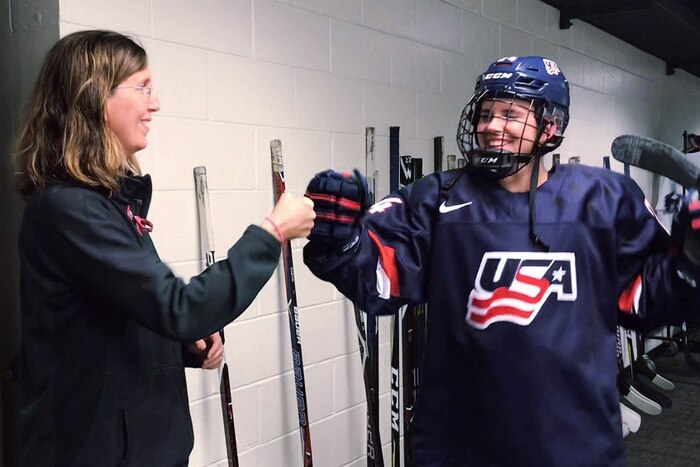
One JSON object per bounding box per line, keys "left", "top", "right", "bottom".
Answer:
{"left": 434, "top": 136, "right": 443, "bottom": 173}
{"left": 632, "top": 333, "right": 675, "bottom": 391}
{"left": 193, "top": 166, "right": 240, "bottom": 467}
{"left": 389, "top": 126, "right": 402, "bottom": 467}
{"left": 269, "top": 140, "right": 314, "bottom": 467}
{"left": 611, "top": 135, "right": 700, "bottom": 189}
{"left": 405, "top": 157, "right": 428, "bottom": 465}
{"left": 634, "top": 353, "right": 674, "bottom": 391}
{"left": 355, "top": 127, "right": 383, "bottom": 467}
{"left": 354, "top": 305, "right": 383, "bottom": 466}
{"left": 399, "top": 154, "right": 415, "bottom": 466}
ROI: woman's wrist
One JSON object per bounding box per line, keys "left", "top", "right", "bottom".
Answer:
{"left": 261, "top": 217, "right": 285, "bottom": 244}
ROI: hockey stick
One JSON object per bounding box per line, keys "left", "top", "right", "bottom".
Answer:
{"left": 389, "top": 126, "right": 402, "bottom": 467}
{"left": 635, "top": 353, "right": 674, "bottom": 391}
{"left": 399, "top": 154, "right": 415, "bottom": 466}
{"left": 354, "top": 127, "right": 383, "bottom": 467}
{"left": 354, "top": 306, "right": 383, "bottom": 466}
{"left": 366, "top": 131, "right": 382, "bottom": 459}
{"left": 434, "top": 137, "right": 444, "bottom": 173}
{"left": 405, "top": 157, "right": 428, "bottom": 466}
{"left": 269, "top": 140, "right": 314, "bottom": 467}
{"left": 193, "top": 166, "right": 240, "bottom": 467}
{"left": 619, "top": 401, "right": 641, "bottom": 437}
{"left": 610, "top": 135, "right": 700, "bottom": 189}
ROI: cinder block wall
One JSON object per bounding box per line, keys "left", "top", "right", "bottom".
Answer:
{"left": 0, "top": 0, "right": 690, "bottom": 465}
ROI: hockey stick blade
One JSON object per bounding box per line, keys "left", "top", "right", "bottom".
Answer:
{"left": 619, "top": 402, "right": 641, "bottom": 435}
{"left": 611, "top": 135, "right": 700, "bottom": 189}
{"left": 634, "top": 357, "right": 675, "bottom": 391}
{"left": 625, "top": 385, "right": 662, "bottom": 415}
{"left": 632, "top": 373, "right": 673, "bottom": 408}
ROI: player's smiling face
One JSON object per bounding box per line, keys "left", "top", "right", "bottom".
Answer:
{"left": 476, "top": 97, "right": 540, "bottom": 155}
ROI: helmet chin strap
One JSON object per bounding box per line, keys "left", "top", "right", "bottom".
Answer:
{"left": 528, "top": 123, "right": 550, "bottom": 252}
{"left": 528, "top": 156, "right": 548, "bottom": 251}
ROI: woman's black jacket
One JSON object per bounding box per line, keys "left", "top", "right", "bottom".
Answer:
{"left": 19, "top": 175, "right": 281, "bottom": 466}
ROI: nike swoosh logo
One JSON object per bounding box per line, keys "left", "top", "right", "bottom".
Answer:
{"left": 439, "top": 200, "right": 472, "bottom": 213}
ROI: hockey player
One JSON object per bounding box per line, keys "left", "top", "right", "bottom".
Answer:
{"left": 303, "top": 56, "right": 700, "bottom": 465}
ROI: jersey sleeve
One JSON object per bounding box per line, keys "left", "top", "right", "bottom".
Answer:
{"left": 303, "top": 173, "right": 441, "bottom": 316}
{"left": 42, "top": 187, "right": 281, "bottom": 342}
{"left": 615, "top": 176, "right": 700, "bottom": 332}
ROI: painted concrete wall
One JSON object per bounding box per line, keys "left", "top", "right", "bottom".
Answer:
{"left": 2, "top": 0, "right": 700, "bottom": 466}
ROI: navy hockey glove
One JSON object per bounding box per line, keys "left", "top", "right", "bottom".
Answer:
{"left": 673, "top": 188, "right": 700, "bottom": 267}
{"left": 305, "top": 169, "right": 370, "bottom": 253}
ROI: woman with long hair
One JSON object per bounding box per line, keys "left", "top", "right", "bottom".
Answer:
{"left": 16, "top": 30, "right": 314, "bottom": 466}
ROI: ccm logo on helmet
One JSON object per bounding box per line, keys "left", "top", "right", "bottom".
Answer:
{"left": 475, "top": 156, "right": 499, "bottom": 164}
{"left": 483, "top": 72, "right": 513, "bottom": 80}
{"left": 466, "top": 252, "right": 577, "bottom": 329}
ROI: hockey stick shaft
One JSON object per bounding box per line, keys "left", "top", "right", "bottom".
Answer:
{"left": 407, "top": 157, "right": 426, "bottom": 459}
{"left": 400, "top": 155, "right": 417, "bottom": 465}
{"left": 269, "top": 140, "right": 314, "bottom": 467}
{"left": 354, "top": 306, "right": 383, "bottom": 466}
{"left": 357, "top": 127, "right": 384, "bottom": 466}
{"left": 193, "top": 166, "right": 239, "bottom": 467}
{"left": 434, "top": 137, "right": 443, "bottom": 172}
{"left": 389, "top": 127, "right": 401, "bottom": 467}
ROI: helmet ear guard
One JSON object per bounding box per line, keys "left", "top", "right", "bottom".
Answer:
{"left": 536, "top": 105, "right": 568, "bottom": 154}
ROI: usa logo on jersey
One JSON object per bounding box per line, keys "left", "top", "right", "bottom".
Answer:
{"left": 466, "top": 252, "right": 577, "bottom": 329}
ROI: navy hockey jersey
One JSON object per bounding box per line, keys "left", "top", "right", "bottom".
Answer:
{"left": 304, "top": 163, "right": 700, "bottom": 466}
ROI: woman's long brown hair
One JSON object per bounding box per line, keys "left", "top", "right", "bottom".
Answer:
{"left": 15, "top": 30, "right": 147, "bottom": 198}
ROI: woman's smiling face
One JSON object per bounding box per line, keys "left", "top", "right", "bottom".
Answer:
{"left": 106, "top": 67, "right": 160, "bottom": 158}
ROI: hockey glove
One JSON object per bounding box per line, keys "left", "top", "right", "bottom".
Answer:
{"left": 305, "top": 169, "right": 371, "bottom": 253}
{"left": 673, "top": 188, "right": 700, "bottom": 267}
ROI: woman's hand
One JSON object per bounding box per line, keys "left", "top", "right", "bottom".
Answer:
{"left": 262, "top": 193, "right": 315, "bottom": 242}
{"left": 187, "top": 332, "right": 224, "bottom": 370}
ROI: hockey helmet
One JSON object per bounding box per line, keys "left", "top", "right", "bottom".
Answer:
{"left": 456, "top": 56, "right": 570, "bottom": 180}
